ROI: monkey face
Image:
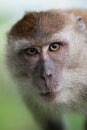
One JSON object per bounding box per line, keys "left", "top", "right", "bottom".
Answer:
{"left": 29, "top": 42, "right": 65, "bottom": 101}
{"left": 7, "top": 10, "right": 87, "bottom": 110}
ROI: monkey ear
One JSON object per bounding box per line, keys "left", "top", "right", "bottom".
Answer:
{"left": 75, "top": 16, "right": 86, "bottom": 34}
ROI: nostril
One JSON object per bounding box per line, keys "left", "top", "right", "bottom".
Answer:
{"left": 48, "top": 74, "right": 52, "bottom": 77}
{"left": 41, "top": 74, "right": 52, "bottom": 80}
{"left": 41, "top": 75, "right": 45, "bottom": 80}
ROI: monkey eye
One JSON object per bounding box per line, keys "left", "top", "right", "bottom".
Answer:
{"left": 49, "top": 42, "right": 62, "bottom": 51}
{"left": 24, "top": 47, "right": 38, "bottom": 56}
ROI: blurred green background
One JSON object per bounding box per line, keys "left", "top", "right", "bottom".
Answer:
{"left": 0, "top": 0, "right": 87, "bottom": 130}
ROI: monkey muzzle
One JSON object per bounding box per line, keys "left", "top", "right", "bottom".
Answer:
{"left": 40, "top": 90, "right": 59, "bottom": 101}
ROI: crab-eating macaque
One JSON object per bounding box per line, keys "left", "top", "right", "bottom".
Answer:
{"left": 6, "top": 9, "right": 87, "bottom": 130}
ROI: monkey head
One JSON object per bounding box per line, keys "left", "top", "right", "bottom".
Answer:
{"left": 6, "top": 10, "right": 87, "bottom": 112}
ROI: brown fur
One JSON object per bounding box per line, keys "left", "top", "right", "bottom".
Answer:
{"left": 9, "top": 10, "right": 73, "bottom": 39}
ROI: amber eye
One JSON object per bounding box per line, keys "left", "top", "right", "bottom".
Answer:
{"left": 25, "top": 48, "right": 38, "bottom": 56}
{"left": 49, "top": 42, "right": 61, "bottom": 51}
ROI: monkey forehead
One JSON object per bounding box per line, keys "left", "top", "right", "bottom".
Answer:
{"left": 8, "top": 10, "right": 74, "bottom": 40}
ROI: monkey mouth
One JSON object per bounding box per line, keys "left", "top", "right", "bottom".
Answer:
{"left": 40, "top": 91, "right": 58, "bottom": 101}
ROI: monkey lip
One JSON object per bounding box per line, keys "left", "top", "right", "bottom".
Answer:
{"left": 40, "top": 91, "right": 58, "bottom": 101}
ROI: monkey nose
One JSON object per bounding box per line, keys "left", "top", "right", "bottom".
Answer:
{"left": 40, "top": 73, "right": 54, "bottom": 90}
{"left": 40, "top": 72, "right": 52, "bottom": 80}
